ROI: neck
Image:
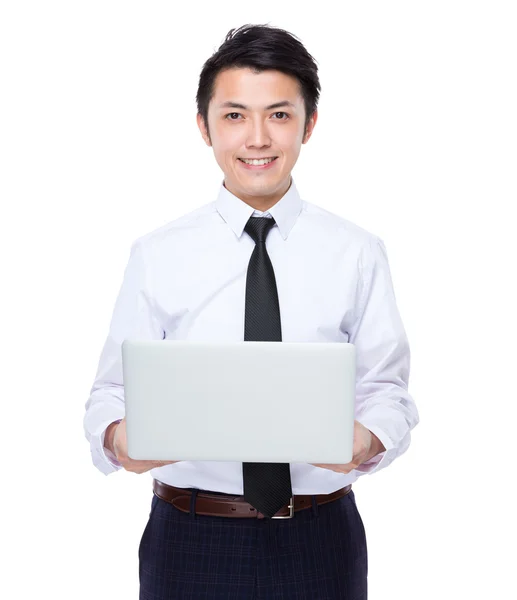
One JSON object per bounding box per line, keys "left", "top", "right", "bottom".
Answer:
{"left": 224, "top": 177, "right": 292, "bottom": 213}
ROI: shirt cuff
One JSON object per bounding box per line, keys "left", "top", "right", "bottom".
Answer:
{"left": 354, "top": 423, "right": 395, "bottom": 475}
{"left": 92, "top": 420, "right": 123, "bottom": 475}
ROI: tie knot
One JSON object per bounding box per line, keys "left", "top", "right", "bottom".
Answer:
{"left": 244, "top": 216, "right": 276, "bottom": 244}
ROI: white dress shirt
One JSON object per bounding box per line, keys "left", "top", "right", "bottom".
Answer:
{"left": 83, "top": 176, "right": 419, "bottom": 494}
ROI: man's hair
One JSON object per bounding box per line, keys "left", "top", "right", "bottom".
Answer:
{"left": 196, "top": 24, "right": 321, "bottom": 141}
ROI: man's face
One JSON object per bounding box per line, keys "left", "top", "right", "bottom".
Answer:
{"left": 197, "top": 67, "right": 317, "bottom": 210}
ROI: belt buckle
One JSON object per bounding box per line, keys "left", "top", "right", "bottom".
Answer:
{"left": 271, "top": 497, "right": 294, "bottom": 519}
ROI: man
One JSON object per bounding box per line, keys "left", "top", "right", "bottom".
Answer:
{"left": 84, "top": 23, "right": 419, "bottom": 599}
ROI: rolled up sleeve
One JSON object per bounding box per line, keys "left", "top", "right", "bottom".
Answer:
{"left": 350, "top": 236, "right": 419, "bottom": 476}
{"left": 83, "top": 239, "right": 164, "bottom": 475}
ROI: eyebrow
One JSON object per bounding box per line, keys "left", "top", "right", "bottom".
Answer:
{"left": 218, "top": 100, "right": 296, "bottom": 111}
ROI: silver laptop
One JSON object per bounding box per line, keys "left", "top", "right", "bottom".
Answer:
{"left": 122, "top": 340, "right": 356, "bottom": 464}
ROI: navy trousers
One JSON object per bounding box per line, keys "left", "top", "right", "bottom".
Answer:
{"left": 139, "top": 487, "right": 368, "bottom": 599}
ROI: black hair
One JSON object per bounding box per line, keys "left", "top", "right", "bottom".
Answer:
{"left": 196, "top": 23, "right": 321, "bottom": 142}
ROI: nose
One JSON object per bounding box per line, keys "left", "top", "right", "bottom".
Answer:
{"left": 246, "top": 117, "right": 272, "bottom": 149}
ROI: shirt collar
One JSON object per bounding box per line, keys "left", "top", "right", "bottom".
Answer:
{"left": 215, "top": 176, "right": 303, "bottom": 240}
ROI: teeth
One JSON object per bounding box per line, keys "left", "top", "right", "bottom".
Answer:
{"left": 240, "top": 157, "right": 276, "bottom": 166}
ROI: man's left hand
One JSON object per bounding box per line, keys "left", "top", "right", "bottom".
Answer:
{"left": 310, "top": 420, "right": 386, "bottom": 474}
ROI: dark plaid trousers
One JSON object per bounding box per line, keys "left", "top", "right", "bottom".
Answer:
{"left": 139, "top": 487, "right": 368, "bottom": 599}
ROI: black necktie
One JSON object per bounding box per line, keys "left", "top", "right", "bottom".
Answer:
{"left": 241, "top": 216, "right": 293, "bottom": 518}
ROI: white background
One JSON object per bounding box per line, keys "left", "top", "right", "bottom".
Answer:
{"left": 1, "top": 1, "right": 516, "bottom": 598}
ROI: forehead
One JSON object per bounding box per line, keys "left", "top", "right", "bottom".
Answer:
{"left": 211, "top": 67, "right": 303, "bottom": 109}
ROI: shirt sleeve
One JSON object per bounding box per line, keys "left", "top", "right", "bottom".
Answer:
{"left": 83, "top": 239, "right": 164, "bottom": 475}
{"left": 350, "top": 235, "right": 419, "bottom": 476}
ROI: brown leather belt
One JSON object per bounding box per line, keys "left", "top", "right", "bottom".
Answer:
{"left": 153, "top": 479, "right": 352, "bottom": 519}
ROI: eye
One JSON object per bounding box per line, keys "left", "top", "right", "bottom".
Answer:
{"left": 224, "top": 111, "right": 290, "bottom": 121}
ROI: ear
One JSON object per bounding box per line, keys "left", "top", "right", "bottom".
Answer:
{"left": 302, "top": 110, "right": 318, "bottom": 144}
{"left": 197, "top": 113, "right": 212, "bottom": 147}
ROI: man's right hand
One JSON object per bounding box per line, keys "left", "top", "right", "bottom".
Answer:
{"left": 105, "top": 417, "right": 179, "bottom": 474}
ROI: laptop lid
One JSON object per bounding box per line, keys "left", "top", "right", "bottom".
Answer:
{"left": 122, "top": 340, "right": 356, "bottom": 464}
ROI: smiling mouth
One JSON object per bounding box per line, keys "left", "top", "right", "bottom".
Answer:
{"left": 238, "top": 157, "right": 278, "bottom": 166}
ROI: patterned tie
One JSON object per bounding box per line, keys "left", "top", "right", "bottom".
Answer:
{"left": 241, "top": 215, "right": 293, "bottom": 518}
